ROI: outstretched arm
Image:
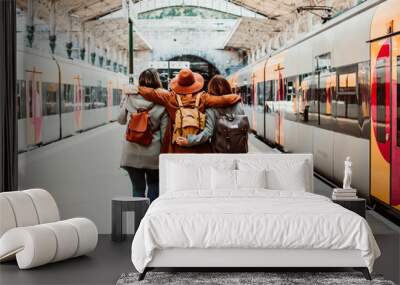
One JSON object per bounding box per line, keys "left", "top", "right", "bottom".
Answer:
{"left": 205, "top": 93, "right": 241, "bottom": 108}
{"left": 185, "top": 108, "right": 216, "bottom": 147}
{"left": 138, "top": 86, "right": 170, "bottom": 106}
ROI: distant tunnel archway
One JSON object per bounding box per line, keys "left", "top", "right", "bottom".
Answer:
{"left": 159, "top": 54, "right": 220, "bottom": 91}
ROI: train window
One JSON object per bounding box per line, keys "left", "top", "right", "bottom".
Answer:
{"left": 397, "top": 56, "right": 400, "bottom": 146}
{"left": 335, "top": 65, "right": 359, "bottom": 120}
{"left": 102, "top": 87, "right": 108, "bottom": 107}
{"left": 84, "top": 87, "right": 91, "bottom": 110}
{"left": 17, "top": 80, "right": 26, "bottom": 119}
{"left": 298, "top": 74, "right": 310, "bottom": 114}
{"left": 318, "top": 74, "right": 327, "bottom": 115}
{"left": 91, "top": 87, "right": 98, "bottom": 109}
{"left": 315, "top": 53, "right": 331, "bottom": 72}
{"left": 286, "top": 81, "right": 294, "bottom": 101}
{"left": 316, "top": 71, "right": 335, "bottom": 117}
{"left": 90, "top": 86, "right": 106, "bottom": 109}
{"left": 265, "top": 81, "right": 274, "bottom": 101}
{"left": 284, "top": 77, "right": 298, "bottom": 120}
{"left": 94, "top": 87, "right": 102, "bottom": 109}
{"left": 376, "top": 58, "right": 387, "bottom": 143}
{"left": 62, "top": 84, "right": 74, "bottom": 113}
{"left": 239, "top": 86, "right": 245, "bottom": 104}
{"left": 358, "top": 61, "right": 370, "bottom": 138}
{"left": 339, "top": 73, "right": 356, "bottom": 93}
{"left": 113, "top": 89, "right": 122, "bottom": 106}
{"left": 246, "top": 86, "right": 252, "bottom": 105}
{"left": 257, "top": 82, "right": 264, "bottom": 106}
{"left": 305, "top": 78, "right": 316, "bottom": 113}
{"left": 42, "top": 83, "right": 58, "bottom": 115}
{"left": 264, "top": 81, "right": 273, "bottom": 113}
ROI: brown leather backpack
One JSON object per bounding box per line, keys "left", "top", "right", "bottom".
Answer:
{"left": 213, "top": 109, "right": 249, "bottom": 153}
{"left": 125, "top": 105, "right": 154, "bottom": 146}
{"left": 172, "top": 93, "right": 206, "bottom": 144}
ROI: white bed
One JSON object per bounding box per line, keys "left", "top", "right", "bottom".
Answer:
{"left": 131, "top": 154, "right": 380, "bottom": 280}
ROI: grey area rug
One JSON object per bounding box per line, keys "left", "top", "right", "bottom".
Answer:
{"left": 116, "top": 272, "right": 396, "bottom": 285}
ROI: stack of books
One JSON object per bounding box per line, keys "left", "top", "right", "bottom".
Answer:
{"left": 332, "top": 188, "right": 358, "bottom": 200}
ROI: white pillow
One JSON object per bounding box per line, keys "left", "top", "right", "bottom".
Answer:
{"left": 236, "top": 169, "right": 267, "bottom": 189}
{"left": 211, "top": 168, "right": 236, "bottom": 191}
{"left": 167, "top": 163, "right": 211, "bottom": 191}
{"left": 211, "top": 169, "right": 268, "bottom": 191}
{"left": 237, "top": 159, "right": 310, "bottom": 192}
{"left": 265, "top": 163, "right": 307, "bottom": 191}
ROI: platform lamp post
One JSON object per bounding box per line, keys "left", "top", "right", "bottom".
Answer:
{"left": 127, "top": 0, "right": 134, "bottom": 85}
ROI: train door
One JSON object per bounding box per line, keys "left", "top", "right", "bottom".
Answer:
{"left": 391, "top": 34, "right": 400, "bottom": 210}
{"left": 371, "top": 39, "right": 391, "bottom": 205}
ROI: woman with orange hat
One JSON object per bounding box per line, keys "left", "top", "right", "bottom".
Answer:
{"left": 137, "top": 68, "right": 241, "bottom": 153}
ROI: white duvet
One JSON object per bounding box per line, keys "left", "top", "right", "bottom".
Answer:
{"left": 131, "top": 190, "right": 380, "bottom": 273}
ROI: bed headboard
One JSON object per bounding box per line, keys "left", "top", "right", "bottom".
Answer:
{"left": 159, "top": 154, "right": 314, "bottom": 195}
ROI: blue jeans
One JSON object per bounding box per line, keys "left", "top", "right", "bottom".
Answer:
{"left": 125, "top": 167, "right": 159, "bottom": 203}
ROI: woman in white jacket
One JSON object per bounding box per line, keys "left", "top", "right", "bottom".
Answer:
{"left": 118, "top": 69, "right": 167, "bottom": 202}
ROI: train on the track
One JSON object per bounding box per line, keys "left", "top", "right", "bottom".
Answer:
{"left": 228, "top": 0, "right": 399, "bottom": 219}
{"left": 17, "top": 48, "right": 128, "bottom": 152}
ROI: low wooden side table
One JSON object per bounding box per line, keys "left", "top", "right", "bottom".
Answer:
{"left": 112, "top": 197, "right": 150, "bottom": 242}
{"left": 332, "top": 198, "right": 366, "bottom": 218}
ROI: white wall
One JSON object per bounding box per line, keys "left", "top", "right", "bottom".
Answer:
{"left": 18, "top": 123, "right": 131, "bottom": 234}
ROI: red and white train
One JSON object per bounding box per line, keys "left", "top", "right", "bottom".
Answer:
{"left": 228, "top": 0, "right": 399, "bottom": 220}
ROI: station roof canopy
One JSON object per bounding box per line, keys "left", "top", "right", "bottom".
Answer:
{"left": 85, "top": 18, "right": 152, "bottom": 51}
{"left": 222, "top": 0, "right": 352, "bottom": 50}
{"left": 16, "top": 0, "right": 152, "bottom": 50}
{"left": 223, "top": 16, "right": 277, "bottom": 50}
{"left": 16, "top": 0, "right": 352, "bottom": 52}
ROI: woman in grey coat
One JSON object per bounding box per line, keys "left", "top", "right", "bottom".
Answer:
{"left": 176, "top": 75, "right": 245, "bottom": 150}
{"left": 118, "top": 69, "right": 167, "bottom": 202}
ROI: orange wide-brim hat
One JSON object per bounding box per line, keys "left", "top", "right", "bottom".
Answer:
{"left": 170, "top": 68, "right": 204, "bottom": 95}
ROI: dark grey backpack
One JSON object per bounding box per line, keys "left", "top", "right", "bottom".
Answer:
{"left": 213, "top": 108, "right": 249, "bottom": 153}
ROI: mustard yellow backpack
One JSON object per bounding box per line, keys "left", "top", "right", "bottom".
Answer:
{"left": 172, "top": 93, "right": 206, "bottom": 144}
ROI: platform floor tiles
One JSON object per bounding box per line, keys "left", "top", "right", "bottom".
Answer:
{"left": 2, "top": 128, "right": 399, "bottom": 284}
